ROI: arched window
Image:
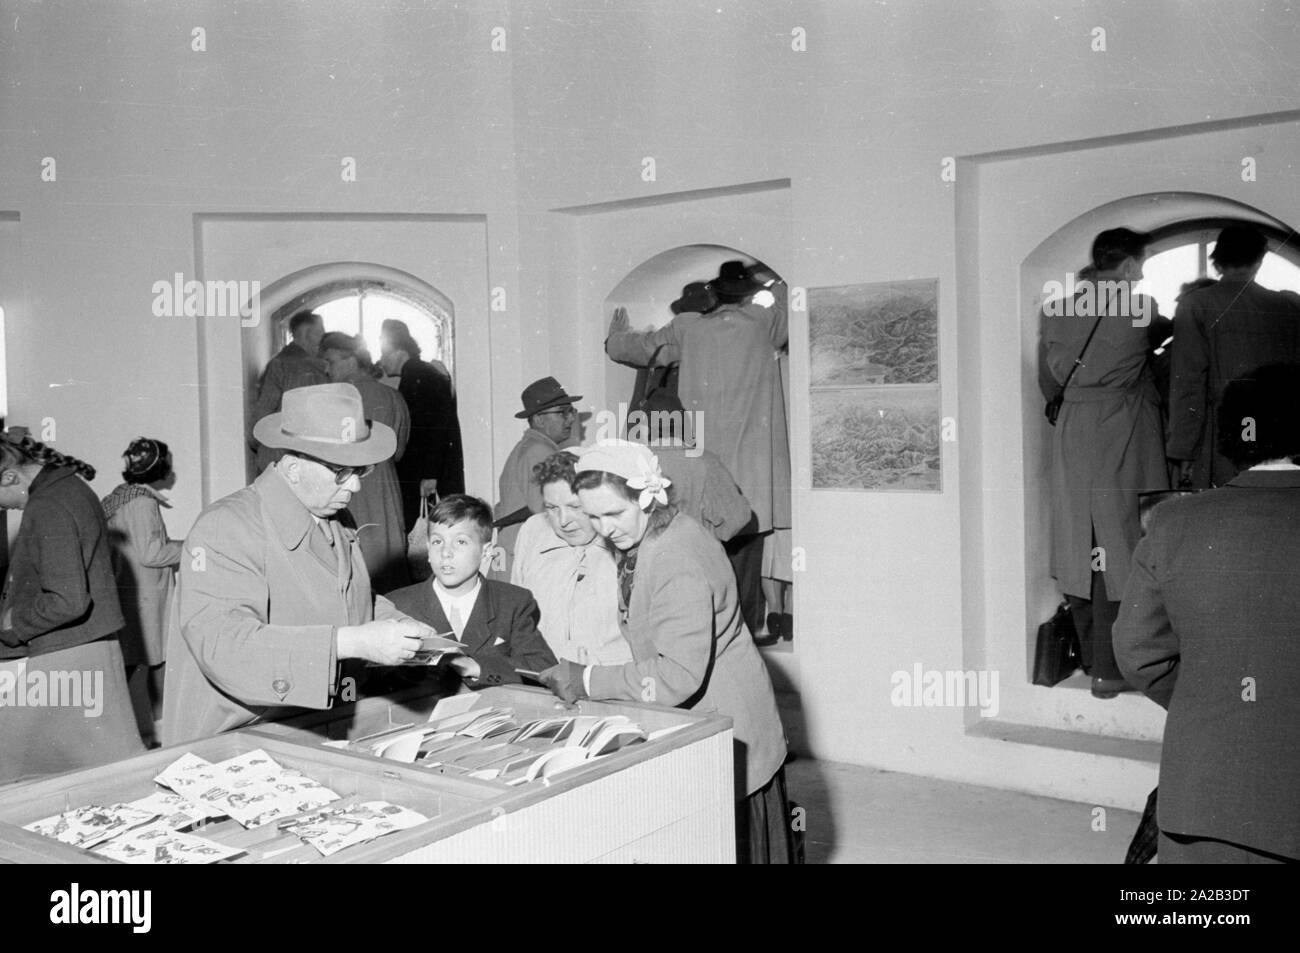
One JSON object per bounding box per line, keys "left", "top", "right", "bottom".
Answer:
{"left": 275, "top": 280, "right": 453, "bottom": 373}
{"left": 1138, "top": 219, "right": 1300, "bottom": 319}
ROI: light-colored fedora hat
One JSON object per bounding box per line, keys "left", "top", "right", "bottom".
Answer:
{"left": 253, "top": 383, "right": 396, "bottom": 467}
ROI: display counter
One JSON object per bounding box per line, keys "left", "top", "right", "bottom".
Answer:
{"left": 0, "top": 686, "right": 735, "bottom": 863}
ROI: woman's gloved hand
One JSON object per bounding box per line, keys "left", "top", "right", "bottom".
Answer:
{"left": 540, "top": 659, "right": 587, "bottom": 705}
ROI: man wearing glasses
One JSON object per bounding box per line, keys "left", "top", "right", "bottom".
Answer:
{"left": 495, "top": 377, "right": 582, "bottom": 577}
{"left": 163, "top": 383, "right": 440, "bottom": 744}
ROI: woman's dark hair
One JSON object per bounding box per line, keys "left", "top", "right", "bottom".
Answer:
{"left": 1217, "top": 364, "right": 1300, "bottom": 468}
{"left": 381, "top": 318, "right": 422, "bottom": 360}
{"left": 533, "top": 451, "right": 578, "bottom": 490}
{"left": 572, "top": 469, "right": 677, "bottom": 540}
{"left": 1090, "top": 228, "right": 1150, "bottom": 271}
{"left": 0, "top": 431, "right": 96, "bottom": 480}
{"left": 121, "top": 437, "right": 172, "bottom": 485}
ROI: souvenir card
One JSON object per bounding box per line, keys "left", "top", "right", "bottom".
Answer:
{"left": 585, "top": 724, "right": 647, "bottom": 757}
{"left": 223, "top": 769, "right": 341, "bottom": 829}
{"left": 153, "top": 752, "right": 218, "bottom": 794}
{"left": 392, "top": 634, "right": 463, "bottom": 666}
{"left": 25, "top": 804, "right": 160, "bottom": 849}
{"left": 425, "top": 691, "right": 482, "bottom": 722}
{"left": 154, "top": 749, "right": 339, "bottom": 828}
{"left": 92, "top": 825, "right": 245, "bottom": 865}
{"left": 125, "top": 791, "right": 223, "bottom": 830}
{"left": 285, "top": 801, "right": 428, "bottom": 857}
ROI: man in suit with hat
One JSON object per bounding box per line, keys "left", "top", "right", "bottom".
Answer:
{"left": 494, "top": 377, "right": 582, "bottom": 577}
{"left": 607, "top": 260, "right": 791, "bottom": 643}
{"left": 163, "top": 383, "right": 440, "bottom": 744}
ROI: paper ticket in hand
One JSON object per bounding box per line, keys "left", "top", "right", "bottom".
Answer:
{"left": 406, "top": 633, "right": 464, "bottom": 666}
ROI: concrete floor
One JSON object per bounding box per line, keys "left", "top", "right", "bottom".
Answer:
{"left": 784, "top": 757, "right": 1143, "bottom": 863}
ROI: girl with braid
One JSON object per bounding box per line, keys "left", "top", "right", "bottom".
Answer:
{"left": 102, "top": 437, "right": 184, "bottom": 743}
{"left": 0, "top": 429, "right": 144, "bottom": 782}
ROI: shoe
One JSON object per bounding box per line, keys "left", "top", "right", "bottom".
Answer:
{"left": 766, "top": 612, "right": 786, "bottom": 641}
{"left": 1091, "top": 676, "right": 1136, "bottom": 699}
{"left": 753, "top": 628, "right": 780, "bottom": 648}
{"left": 779, "top": 611, "right": 793, "bottom": 641}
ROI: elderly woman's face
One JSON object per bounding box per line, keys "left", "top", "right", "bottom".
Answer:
{"left": 578, "top": 482, "right": 648, "bottom": 551}
{"left": 542, "top": 481, "right": 597, "bottom": 546}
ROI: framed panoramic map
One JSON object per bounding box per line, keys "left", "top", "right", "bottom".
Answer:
{"left": 808, "top": 279, "right": 941, "bottom": 491}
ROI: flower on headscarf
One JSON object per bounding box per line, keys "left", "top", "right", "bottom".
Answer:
{"left": 623, "top": 452, "right": 672, "bottom": 511}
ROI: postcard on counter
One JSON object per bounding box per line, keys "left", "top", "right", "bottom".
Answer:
{"left": 92, "top": 825, "right": 245, "bottom": 864}
{"left": 426, "top": 690, "right": 482, "bottom": 722}
{"left": 285, "top": 801, "right": 428, "bottom": 857}
{"left": 25, "top": 804, "right": 160, "bottom": 849}
{"left": 126, "top": 791, "right": 223, "bottom": 829}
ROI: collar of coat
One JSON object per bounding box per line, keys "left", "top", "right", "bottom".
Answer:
{"left": 1226, "top": 468, "right": 1300, "bottom": 489}
{"left": 254, "top": 465, "right": 357, "bottom": 552}
{"left": 520, "top": 428, "right": 561, "bottom": 452}
{"left": 101, "top": 482, "right": 169, "bottom": 521}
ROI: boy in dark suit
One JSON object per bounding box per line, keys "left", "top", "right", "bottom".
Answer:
{"left": 387, "top": 495, "right": 556, "bottom": 690}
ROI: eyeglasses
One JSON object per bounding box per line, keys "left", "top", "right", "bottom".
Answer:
{"left": 297, "top": 454, "right": 374, "bottom": 485}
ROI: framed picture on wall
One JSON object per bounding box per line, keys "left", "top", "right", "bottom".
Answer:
{"left": 808, "top": 279, "right": 941, "bottom": 491}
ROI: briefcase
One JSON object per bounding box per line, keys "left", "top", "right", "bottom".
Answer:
{"left": 1033, "top": 601, "right": 1081, "bottom": 687}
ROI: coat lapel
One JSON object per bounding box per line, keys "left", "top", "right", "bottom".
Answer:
{"left": 459, "top": 580, "right": 495, "bottom": 655}
{"left": 419, "top": 584, "right": 454, "bottom": 636}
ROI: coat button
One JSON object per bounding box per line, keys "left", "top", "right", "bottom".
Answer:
{"left": 272, "top": 677, "right": 290, "bottom": 695}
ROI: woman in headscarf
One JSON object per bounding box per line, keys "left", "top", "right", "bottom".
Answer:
{"left": 540, "top": 439, "right": 793, "bottom": 863}
{"left": 102, "top": 437, "right": 183, "bottom": 741}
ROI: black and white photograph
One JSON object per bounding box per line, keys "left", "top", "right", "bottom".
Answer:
{"left": 0, "top": 0, "right": 1295, "bottom": 919}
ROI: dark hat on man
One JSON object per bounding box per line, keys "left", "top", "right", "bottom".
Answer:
{"left": 670, "top": 281, "right": 718, "bottom": 315}
{"left": 516, "top": 376, "right": 582, "bottom": 419}
{"left": 253, "top": 383, "right": 396, "bottom": 466}
{"left": 709, "top": 260, "right": 764, "bottom": 297}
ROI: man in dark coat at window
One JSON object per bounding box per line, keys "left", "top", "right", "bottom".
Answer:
{"left": 380, "top": 318, "right": 465, "bottom": 530}
{"left": 1167, "top": 224, "right": 1300, "bottom": 488}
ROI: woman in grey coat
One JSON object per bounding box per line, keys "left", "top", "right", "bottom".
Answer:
{"left": 102, "top": 437, "right": 184, "bottom": 740}
{"left": 539, "top": 439, "right": 792, "bottom": 863}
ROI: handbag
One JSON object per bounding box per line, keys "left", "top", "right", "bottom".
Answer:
{"left": 406, "top": 493, "right": 434, "bottom": 583}
{"left": 1032, "top": 601, "right": 1082, "bottom": 687}
{"left": 1045, "top": 312, "right": 1106, "bottom": 426}
{"left": 630, "top": 345, "right": 681, "bottom": 420}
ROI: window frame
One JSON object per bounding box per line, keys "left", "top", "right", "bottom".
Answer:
{"left": 273, "top": 278, "right": 455, "bottom": 376}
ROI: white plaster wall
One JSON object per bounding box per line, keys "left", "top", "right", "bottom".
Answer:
{"left": 3, "top": 0, "right": 1300, "bottom": 807}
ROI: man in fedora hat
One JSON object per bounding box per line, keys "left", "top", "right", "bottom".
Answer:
{"left": 163, "top": 383, "right": 442, "bottom": 744}
{"left": 494, "top": 377, "right": 582, "bottom": 576}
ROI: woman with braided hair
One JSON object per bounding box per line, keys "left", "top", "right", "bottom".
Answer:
{"left": 102, "top": 437, "right": 184, "bottom": 741}
{"left": 0, "top": 429, "right": 144, "bottom": 782}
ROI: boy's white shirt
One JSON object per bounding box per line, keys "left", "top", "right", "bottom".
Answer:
{"left": 431, "top": 575, "right": 483, "bottom": 641}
